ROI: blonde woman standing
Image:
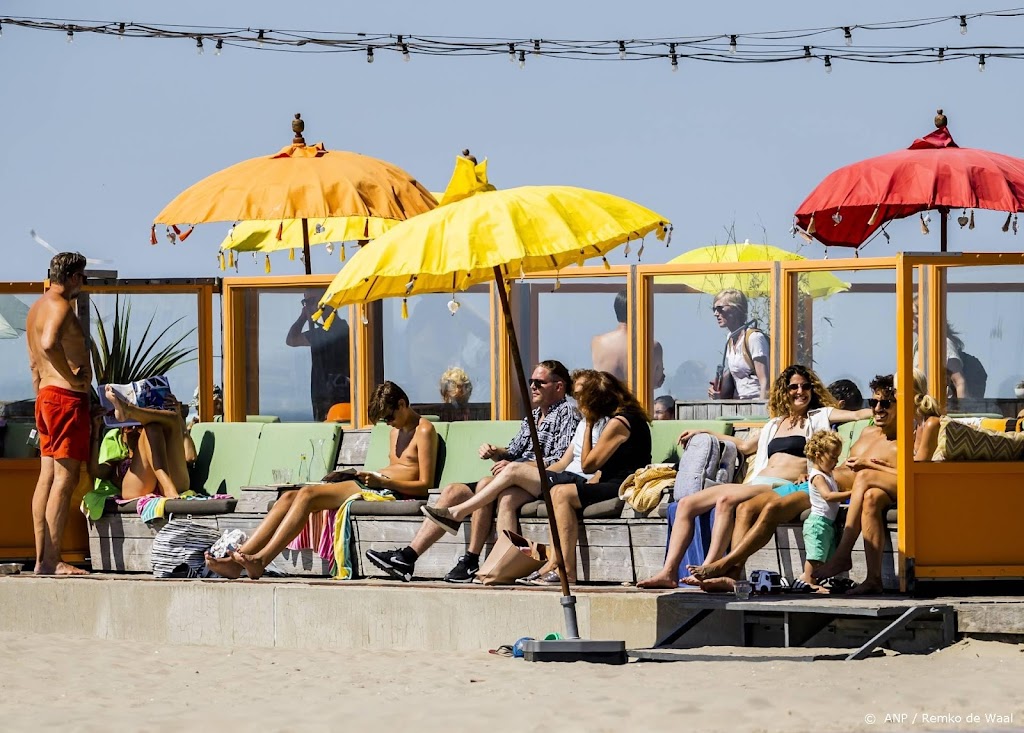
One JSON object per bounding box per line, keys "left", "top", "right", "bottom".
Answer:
{"left": 709, "top": 289, "right": 769, "bottom": 401}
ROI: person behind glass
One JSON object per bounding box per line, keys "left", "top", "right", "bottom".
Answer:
{"left": 438, "top": 366, "right": 473, "bottom": 422}
{"left": 911, "top": 298, "right": 969, "bottom": 400}
{"left": 708, "top": 289, "right": 769, "bottom": 401}
{"left": 653, "top": 394, "right": 675, "bottom": 420}
{"left": 591, "top": 289, "right": 665, "bottom": 390}
{"left": 286, "top": 289, "right": 350, "bottom": 421}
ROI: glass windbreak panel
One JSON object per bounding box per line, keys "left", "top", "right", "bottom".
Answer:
{"left": 210, "top": 291, "right": 224, "bottom": 420}
{"left": 515, "top": 277, "right": 630, "bottom": 389}
{"left": 0, "top": 293, "right": 41, "bottom": 458}
{"left": 88, "top": 292, "right": 202, "bottom": 414}
{"left": 381, "top": 289, "right": 491, "bottom": 421}
{"left": 942, "top": 265, "right": 1024, "bottom": 416}
{"left": 793, "top": 268, "right": 896, "bottom": 408}
{"left": 652, "top": 272, "right": 772, "bottom": 413}
{"left": 245, "top": 288, "right": 350, "bottom": 423}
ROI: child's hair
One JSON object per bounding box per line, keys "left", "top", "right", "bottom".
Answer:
{"left": 368, "top": 381, "right": 409, "bottom": 423}
{"left": 827, "top": 379, "right": 863, "bottom": 409}
{"left": 805, "top": 430, "right": 843, "bottom": 467}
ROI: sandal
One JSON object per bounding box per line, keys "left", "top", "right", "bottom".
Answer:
{"left": 515, "top": 570, "right": 542, "bottom": 586}
{"left": 530, "top": 571, "right": 562, "bottom": 586}
{"left": 819, "top": 576, "right": 856, "bottom": 595}
{"left": 787, "top": 578, "right": 814, "bottom": 594}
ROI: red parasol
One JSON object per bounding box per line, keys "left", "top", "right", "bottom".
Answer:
{"left": 795, "top": 110, "right": 1024, "bottom": 252}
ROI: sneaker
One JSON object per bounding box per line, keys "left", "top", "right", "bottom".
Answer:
{"left": 365, "top": 548, "right": 414, "bottom": 582}
{"left": 444, "top": 555, "right": 479, "bottom": 584}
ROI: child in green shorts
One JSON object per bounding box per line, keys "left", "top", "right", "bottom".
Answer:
{"left": 799, "top": 431, "right": 850, "bottom": 590}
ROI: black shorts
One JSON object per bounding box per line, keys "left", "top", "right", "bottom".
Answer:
{"left": 576, "top": 480, "right": 621, "bottom": 509}
{"left": 545, "top": 470, "right": 590, "bottom": 490}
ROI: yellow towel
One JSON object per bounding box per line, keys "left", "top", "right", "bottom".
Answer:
{"left": 618, "top": 465, "right": 677, "bottom": 513}
{"left": 332, "top": 489, "right": 395, "bottom": 579}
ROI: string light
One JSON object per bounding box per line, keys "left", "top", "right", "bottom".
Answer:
{"left": 843, "top": 26, "right": 853, "bottom": 46}
{"left": 824, "top": 54, "right": 832, "bottom": 74}
{"left": 215, "top": 38, "right": 223, "bottom": 55}
{"left": 66, "top": 26, "right": 73, "bottom": 44}
{"left": 670, "top": 42, "right": 678, "bottom": 72}
{"left": 508, "top": 42, "right": 515, "bottom": 62}
{"left": 804, "top": 45, "right": 812, "bottom": 62}
{"left": 117, "top": 22, "right": 124, "bottom": 40}
{"left": 937, "top": 46, "right": 944, "bottom": 63}
{"left": 960, "top": 15, "right": 968, "bottom": 35}
{"left": 0, "top": 20, "right": 4, "bottom": 38}
{"left": 256, "top": 28, "right": 265, "bottom": 48}
{"left": 728, "top": 35, "right": 737, "bottom": 54}
{"left": 618, "top": 40, "right": 626, "bottom": 60}
{"left": 367, "top": 45, "right": 374, "bottom": 63}
{"left": 399, "top": 35, "right": 410, "bottom": 62}
{"left": 532, "top": 39, "right": 541, "bottom": 55}
{"left": 196, "top": 36, "right": 203, "bottom": 55}
{"left": 518, "top": 49, "right": 526, "bottom": 69}
{"left": 978, "top": 53, "right": 986, "bottom": 71}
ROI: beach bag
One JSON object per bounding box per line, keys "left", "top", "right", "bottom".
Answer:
{"left": 151, "top": 518, "right": 222, "bottom": 578}
{"left": 476, "top": 530, "right": 547, "bottom": 586}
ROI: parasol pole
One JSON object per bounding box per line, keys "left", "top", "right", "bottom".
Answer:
{"left": 938, "top": 206, "right": 949, "bottom": 253}
{"left": 493, "top": 265, "right": 579, "bottom": 637}
{"left": 302, "top": 217, "right": 312, "bottom": 275}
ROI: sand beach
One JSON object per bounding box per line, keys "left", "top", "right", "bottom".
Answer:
{"left": 0, "top": 631, "right": 1020, "bottom": 732}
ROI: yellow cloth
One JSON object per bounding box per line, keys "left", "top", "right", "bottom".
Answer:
{"left": 331, "top": 489, "right": 396, "bottom": 580}
{"left": 618, "top": 465, "right": 677, "bottom": 513}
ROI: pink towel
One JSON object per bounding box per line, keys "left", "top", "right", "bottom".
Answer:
{"left": 286, "top": 509, "right": 337, "bottom": 561}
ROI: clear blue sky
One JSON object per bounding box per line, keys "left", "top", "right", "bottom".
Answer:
{"left": 3, "top": 0, "right": 1023, "bottom": 280}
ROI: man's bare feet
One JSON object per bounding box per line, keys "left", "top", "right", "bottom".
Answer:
{"left": 55, "top": 562, "right": 89, "bottom": 576}
{"left": 687, "top": 559, "right": 730, "bottom": 580}
{"left": 34, "top": 563, "right": 55, "bottom": 575}
{"left": 231, "top": 550, "right": 266, "bottom": 580}
{"left": 205, "top": 552, "right": 243, "bottom": 580}
{"left": 636, "top": 570, "right": 681, "bottom": 589}
{"left": 846, "top": 579, "right": 884, "bottom": 596}
{"left": 812, "top": 554, "right": 853, "bottom": 581}
{"left": 696, "top": 577, "right": 736, "bottom": 594}
{"left": 105, "top": 385, "right": 129, "bottom": 423}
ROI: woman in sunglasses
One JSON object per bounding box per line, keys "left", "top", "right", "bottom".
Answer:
{"left": 708, "top": 289, "right": 770, "bottom": 401}
{"left": 639, "top": 364, "right": 871, "bottom": 589}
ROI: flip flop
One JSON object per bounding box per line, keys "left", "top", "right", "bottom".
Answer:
{"left": 515, "top": 570, "right": 542, "bottom": 586}
{"left": 787, "top": 578, "right": 814, "bottom": 594}
{"left": 819, "top": 576, "right": 856, "bottom": 595}
{"left": 530, "top": 571, "right": 562, "bottom": 586}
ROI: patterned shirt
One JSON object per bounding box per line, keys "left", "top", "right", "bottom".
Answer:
{"left": 505, "top": 397, "right": 581, "bottom": 467}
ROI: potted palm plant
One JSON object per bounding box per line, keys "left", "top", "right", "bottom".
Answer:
{"left": 90, "top": 295, "right": 197, "bottom": 385}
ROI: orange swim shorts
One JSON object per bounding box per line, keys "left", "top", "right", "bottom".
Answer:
{"left": 35, "top": 385, "right": 91, "bottom": 462}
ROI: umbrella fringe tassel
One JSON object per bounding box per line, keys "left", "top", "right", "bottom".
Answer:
{"left": 218, "top": 252, "right": 225, "bottom": 271}
{"left": 1002, "top": 212, "right": 1012, "bottom": 232}
{"left": 276, "top": 222, "right": 284, "bottom": 241}
{"left": 807, "top": 214, "right": 816, "bottom": 236}
{"left": 969, "top": 210, "right": 975, "bottom": 230}
{"left": 289, "top": 248, "right": 295, "bottom": 261}
{"left": 340, "top": 244, "right": 346, "bottom": 262}
{"left": 920, "top": 213, "right": 930, "bottom": 235}
{"left": 867, "top": 204, "right": 880, "bottom": 226}
{"left": 264, "top": 255, "right": 271, "bottom": 274}
{"left": 401, "top": 298, "right": 409, "bottom": 319}
{"left": 229, "top": 250, "right": 235, "bottom": 268}
{"left": 150, "top": 225, "right": 158, "bottom": 245}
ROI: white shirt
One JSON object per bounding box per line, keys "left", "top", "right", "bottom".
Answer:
{"left": 725, "top": 328, "right": 770, "bottom": 400}
{"left": 808, "top": 466, "right": 841, "bottom": 521}
{"left": 564, "top": 417, "right": 609, "bottom": 478}
{"left": 748, "top": 408, "right": 834, "bottom": 480}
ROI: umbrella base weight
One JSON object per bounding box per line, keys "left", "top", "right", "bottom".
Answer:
{"left": 521, "top": 639, "right": 628, "bottom": 665}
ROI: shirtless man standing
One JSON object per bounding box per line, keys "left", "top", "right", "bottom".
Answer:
{"left": 206, "top": 381, "right": 436, "bottom": 579}
{"left": 26, "top": 252, "right": 91, "bottom": 575}
{"left": 685, "top": 375, "right": 898, "bottom": 589}
{"left": 591, "top": 290, "right": 665, "bottom": 390}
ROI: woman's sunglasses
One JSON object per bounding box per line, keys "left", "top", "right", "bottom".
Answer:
{"left": 787, "top": 383, "right": 813, "bottom": 393}
{"left": 868, "top": 398, "right": 895, "bottom": 409}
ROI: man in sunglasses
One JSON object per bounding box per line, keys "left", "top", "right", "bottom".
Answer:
{"left": 286, "top": 288, "right": 350, "bottom": 421}
{"left": 26, "top": 252, "right": 92, "bottom": 575}
{"left": 687, "top": 375, "right": 899, "bottom": 591}
{"left": 366, "top": 359, "right": 580, "bottom": 583}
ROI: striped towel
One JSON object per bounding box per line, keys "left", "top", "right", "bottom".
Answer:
{"left": 285, "top": 509, "right": 338, "bottom": 562}
{"left": 332, "top": 490, "right": 395, "bottom": 579}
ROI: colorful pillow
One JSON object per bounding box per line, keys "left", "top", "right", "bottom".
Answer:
{"left": 936, "top": 417, "right": 1024, "bottom": 461}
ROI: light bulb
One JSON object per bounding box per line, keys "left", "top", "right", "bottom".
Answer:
{"left": 843, "top": 27, "right": 852, "bottom": 46}
{"left": 66, "top": 28, "right": 74, "bottom": 44}
{"left": 937, "top": 47, "right": 944, "bottom": 63}
{"left": 824, "top": 55, "right": 832, "bottom": 74}
{"left": 959, "top": 15, "right": 968, "bottom": 35}
{"left": 533, "top": 39, "right": 540, "bottom": 55}
{"left": 215, "top": 39, "right": 223, "bottom": 55}
{"left": 518, "top": 49, "right": 526, "bottom": 69}
{"left": 0, "top": 20, "right": 4, "bottom": 38}
{"left": 508, "top": 42, "right": 515, "bottom": 63}
{"left": 729, "top": 35, "right": 737, "bottom": 54}
{"left": 618, "top": 40, "right": 626, "bottom": 60}
{"left": 804, "top": 45, "right": 812, "bottom": 62}
{"left": 978, "top": 54, "right": 985, "bottom": 72}
{"left": 402, "top": 43, "right": 410, "bottom": 62}
{"left": 257, "top": 29, "right": 265, "bottom": 48}
{"left": 196, "top": 37, "right": 204, "bottom": 55}
{"left": 671, "top": 54, "right": 679, "bottom": 72}
{"left": 367, "top": 46, "right": 374, "bottom": 63}
{"left": 117, "top": 22, "right": 124, "bottom": 41}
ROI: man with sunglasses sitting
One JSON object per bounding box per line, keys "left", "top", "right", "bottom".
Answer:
{"left": 286, "top": 288, "right": 350, "bottom": 421}
{"left": 366, "top": 359, "right": 580, "bottom": 583}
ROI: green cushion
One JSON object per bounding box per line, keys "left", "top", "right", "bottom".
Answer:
{"left": 248, "top": 423, "right": 344, "bottom": 486}
{"left": 189, "top": 422, "right": 265, "bottom": 497}
{"left": 837, "top": 419, "right": 873, "bottom": 464}
{"left": 650, "top": 420, "right": 733, "bottom": 464}
{"left": 438, "top": 421, "right": 522, "bottom": 486}
{"left": 2, "top": 421, "right": 37, "bottom": 458}
{"left": 246, "top": 415, "right": 281, "bottom": 423}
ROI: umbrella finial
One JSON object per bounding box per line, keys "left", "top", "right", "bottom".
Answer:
{"left": 934, "top": 108, "right": 947, "bottom": 129}
{"left": 460, "top": 148, "right": 478, "bottom": 164}
{"left": 292, "top": 113, "right": 306, "bottom": 145}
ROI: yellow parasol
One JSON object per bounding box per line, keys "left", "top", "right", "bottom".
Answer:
{"left": 316, "top": 152, "right": 670, "bottom": 642}
{"left": 657, "top": 241, "right": 849, "bottom": 299}
{"left": 153, "top": 114, "right": 437, "bottom": 274}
